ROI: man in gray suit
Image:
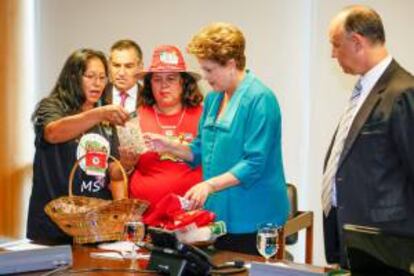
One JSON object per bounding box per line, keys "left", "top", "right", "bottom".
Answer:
{"left": 322, "top": 5, "right": 414, "bottom": 268}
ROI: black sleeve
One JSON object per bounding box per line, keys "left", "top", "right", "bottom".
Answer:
{"left": 33, "top": 98, "right": 67, "bottom": 147}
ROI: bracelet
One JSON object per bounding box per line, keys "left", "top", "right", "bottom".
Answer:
{"left": 205, "top": 179, "right": 218, "bottom": 194}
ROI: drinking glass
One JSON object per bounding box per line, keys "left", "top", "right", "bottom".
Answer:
{"left": 256, "top": 223, "right": 279, "bottom": 263}
{"left": 122, "top": 221, "right": 145, "bottom": 259}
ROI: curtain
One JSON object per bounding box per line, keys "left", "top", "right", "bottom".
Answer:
{"left": 0, "top": 0, "right": 32, "bottom": 239}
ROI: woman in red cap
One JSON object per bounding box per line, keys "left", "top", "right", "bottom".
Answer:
{"left": 129, "top": 45, "right": 204, "bottom": 218}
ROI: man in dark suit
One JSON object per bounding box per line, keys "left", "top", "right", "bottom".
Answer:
{"left": 322, "top": 5, "right": 414, "bottom": 268}
{"left": 105, "top": 39, "right": 143, "bottom": 112}
{"left": 104, "top": 40, "right": 144, "bottom": 184}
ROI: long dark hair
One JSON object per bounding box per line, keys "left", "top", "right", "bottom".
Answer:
{"left": 32, "top": 48, "right": 108, "bottom": 124}
{"left": 138, "top": 72, "right": 203, "bottom": 107}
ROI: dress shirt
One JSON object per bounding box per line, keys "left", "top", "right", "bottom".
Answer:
{"left": 112, "top": 84, "right": 138, "bottom": 113}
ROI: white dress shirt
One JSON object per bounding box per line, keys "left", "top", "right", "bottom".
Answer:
{"left": 112, "top": 84, "right": 138, "bottom": 113}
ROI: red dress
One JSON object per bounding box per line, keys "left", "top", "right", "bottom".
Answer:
{"left": 129, "top": 105, "right": 203, "bottom": 218}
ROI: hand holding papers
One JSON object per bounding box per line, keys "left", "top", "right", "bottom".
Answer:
{"left": 116, "top": 116, "right": 147, "bottom": 155}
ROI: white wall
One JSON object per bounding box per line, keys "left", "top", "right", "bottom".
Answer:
{"left": 32, "top": 0, "right": 414, "bottom": 266}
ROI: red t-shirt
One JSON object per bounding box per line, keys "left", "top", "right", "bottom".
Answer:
{"left": 130, "top": 105, "right": 203, "bottom": 217}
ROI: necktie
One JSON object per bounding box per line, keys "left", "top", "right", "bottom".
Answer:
{"left": 119, "top": 92, "right": 128, "bottom": 108}
{"left": 322, "top": 80, "right": 362, "bottom": 216}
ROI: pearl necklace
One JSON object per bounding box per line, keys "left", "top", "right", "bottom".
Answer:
{"left": 153, "top": 105, "right": 186, "bottom": 135}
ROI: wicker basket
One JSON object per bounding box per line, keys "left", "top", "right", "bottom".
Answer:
{"left": 45, "top": 155, "right": 148, "bottom": 244}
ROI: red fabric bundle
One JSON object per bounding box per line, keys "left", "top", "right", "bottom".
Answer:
{"left": 143, "top": 193, "right": 215, "bottom": 230}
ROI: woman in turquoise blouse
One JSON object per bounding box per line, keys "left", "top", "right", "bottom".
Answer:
{"left": 144, "top": 22, "right": 289, "bottom": 255}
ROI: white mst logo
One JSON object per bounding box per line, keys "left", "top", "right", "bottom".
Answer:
{"left": 81, "top": 176, "right": 105, "bottom": 193}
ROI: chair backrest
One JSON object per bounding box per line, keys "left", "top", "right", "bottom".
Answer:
{"left": 285, "top": 183, "right": 298, "bottom": 245}
{"left": 277, "top": 182, "right": 314, "bottom": 264}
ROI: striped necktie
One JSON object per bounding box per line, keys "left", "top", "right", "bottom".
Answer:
{"left": 322, "top": 79, "right": 363, "bottom": 216}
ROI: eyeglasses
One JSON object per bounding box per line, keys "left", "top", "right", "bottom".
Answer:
{"left": 83, "top": 73, "right": 108, "bottom": 84}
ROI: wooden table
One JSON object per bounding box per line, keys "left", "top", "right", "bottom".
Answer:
{"left": 13, "top": 244, "right": 330, "bottom": 275}
{"left": 60, "top": 245, "right": 328, "bottom": 275}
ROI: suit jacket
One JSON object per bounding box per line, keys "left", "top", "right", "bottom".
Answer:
{"left": 102, "top": 83, "right": 141, "bottom": 108}
{"left": 323, "top": 60, "right": 414, "bottom": 266}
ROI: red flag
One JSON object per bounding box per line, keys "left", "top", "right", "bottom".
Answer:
{"left": 85, "top": 151, "right": 107, "bottom": 170}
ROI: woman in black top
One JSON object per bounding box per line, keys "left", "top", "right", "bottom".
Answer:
{"left": 27, "top": 49, "right": 132, "bottom": 244}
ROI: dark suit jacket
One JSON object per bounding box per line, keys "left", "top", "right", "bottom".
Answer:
{"left": 323, "top": 60, "right": 414, "bottom": 266}
{"left": 102, "top": 83, "right": 141, "bottom": 108}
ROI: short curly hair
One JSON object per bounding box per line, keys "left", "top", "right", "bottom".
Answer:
{"left": 187, "top": 22, "right": 246, "bottom": 70}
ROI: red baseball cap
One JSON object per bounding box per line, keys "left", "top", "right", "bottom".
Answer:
{"left": 138, "top": 45, "right": 201, "bottom": 80}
